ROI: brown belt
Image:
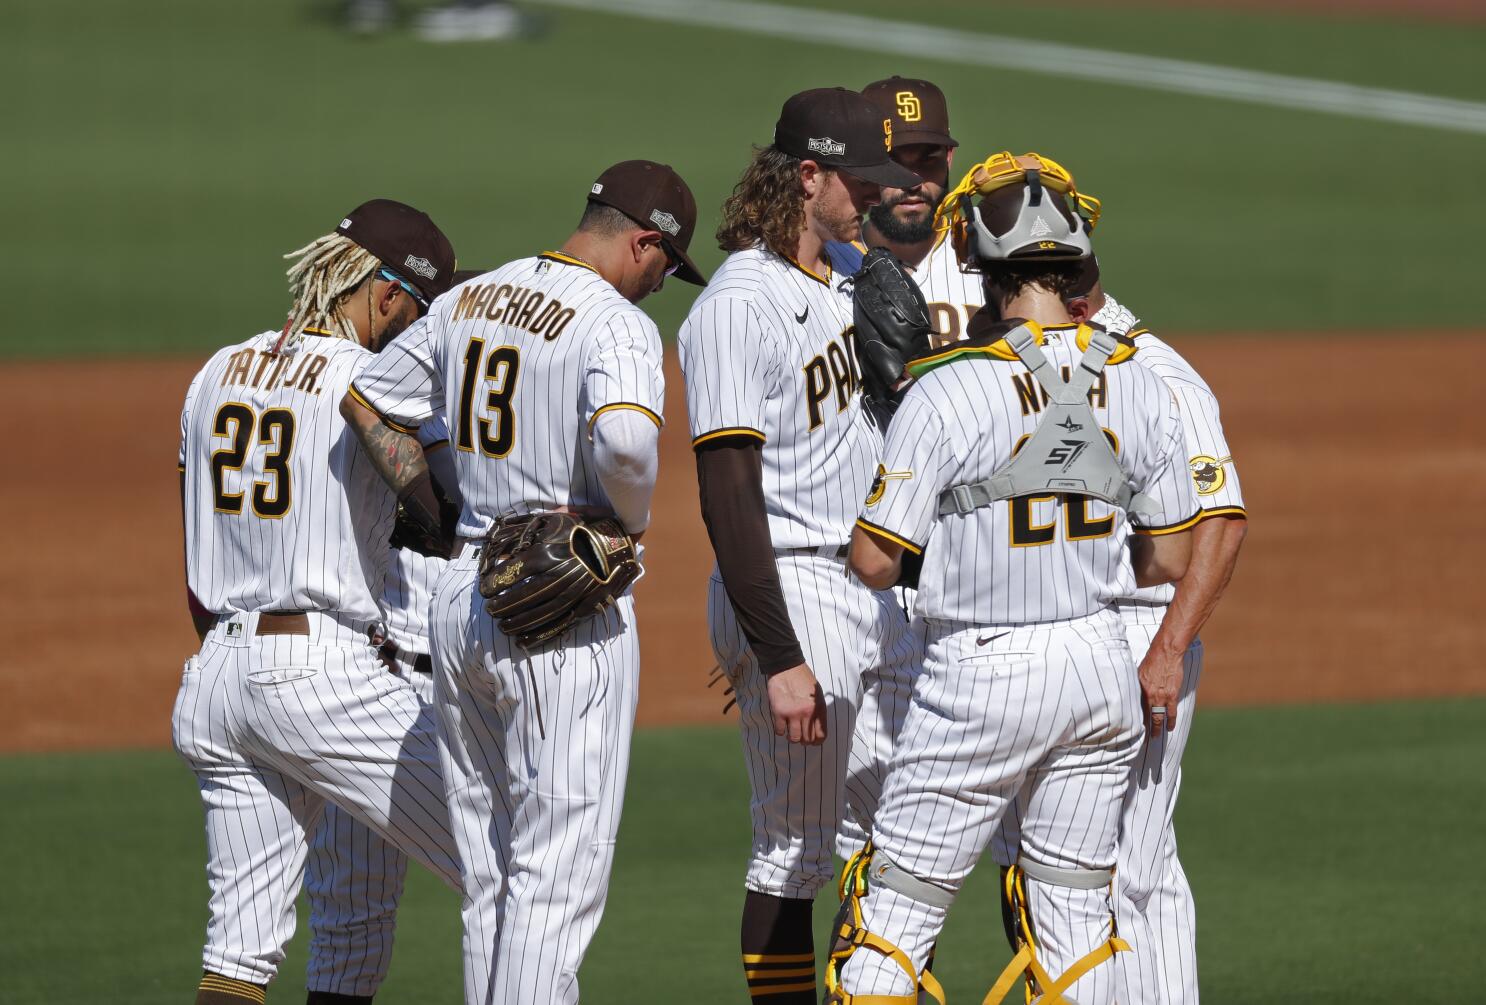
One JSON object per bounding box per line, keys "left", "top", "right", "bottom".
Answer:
{"left": 256, "top": 612, "right": 310, "bottom": 636}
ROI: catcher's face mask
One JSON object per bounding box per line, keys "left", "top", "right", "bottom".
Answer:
{"left": 959, "top": 170, "right": 1093, "bottom": 273}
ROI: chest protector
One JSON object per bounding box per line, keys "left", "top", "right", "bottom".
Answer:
{"left": 937, "top": 322, "right": 1158, "bottom": 518}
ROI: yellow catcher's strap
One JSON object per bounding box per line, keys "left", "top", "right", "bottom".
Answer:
{"left": 983, "top": 863, "right": 1130, "bottom": 1005}
{"left": 823, "top": 844, "right": 922, "bottom": 1005}
{"left": 932, "top": 151, "right": 1103, "bottom": 270}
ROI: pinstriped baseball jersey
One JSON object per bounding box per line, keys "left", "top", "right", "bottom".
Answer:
{"left": 859, "top": 324, "right": 1200, "bottom": 624}
{"left": 350, "top": 253, "right": 665, "bottom": 536}
{"left": 179, "top": 331, "right": 394, "bottom": 622}
{"left": 379, "top": 417, "right": 452, "bottom": 654}
{"left": 678, "top": 246, "right": 878, "bottom": 548}
{"left": 909, "top": 233, "right": 984, "bottom": 344}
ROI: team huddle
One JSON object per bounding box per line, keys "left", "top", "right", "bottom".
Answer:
{"left": 174, "top": 78, "right": 1247, "bottom": 1005}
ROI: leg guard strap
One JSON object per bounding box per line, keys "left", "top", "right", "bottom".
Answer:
{"left": 822, "top": 844, "right": 928, "bottom": 1005}
{"left": 982, "top": 863, "right": 1130, "bottom": 1005}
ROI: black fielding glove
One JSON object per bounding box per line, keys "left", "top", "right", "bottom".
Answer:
{"left": 852, "top": 248, "right": 933, "bottom": 411}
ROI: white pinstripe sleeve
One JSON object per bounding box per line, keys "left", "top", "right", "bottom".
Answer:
{"left": 1171, "top": 382, "right": 1245, "bottom": 514}
{"left": 178, "top": 361, "right": 210, "bottom": 468}
{"left": 678, "top": 297, "right": 779, "bottom": 444}
{"left": 584, "top": 311, "right": 665, "bottom": 429}
{"left": 352, "top": 315, "right": 443, "bottom": 430}
{"left": 1132, "top": 390, "right": 1201, "bottom": 535}
{"left": 857, "top": 393, "right": 955, "bottom": 553}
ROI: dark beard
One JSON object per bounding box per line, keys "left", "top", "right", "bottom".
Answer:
{"left": 868, "top": 198, "right": 937, "bottom": 243}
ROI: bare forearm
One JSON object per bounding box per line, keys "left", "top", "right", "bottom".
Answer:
{"left": 1146, "top": 516, "right": 1247, "bottom": 657}
{"left": 341, "top": 393, "right": 428, "bottom": 494}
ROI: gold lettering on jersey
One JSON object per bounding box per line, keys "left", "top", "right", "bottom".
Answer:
{"left": 453, "top": 282, "right": 575, "bottom": 341}
{"left": 297, "top": 354, "right": 328, "bottom": 395}
{"left": 484, "top": 285, "right": 513, "bottom": 320}
{"left": 927, "top": 303, "right": 961, "bottom": 343}
{"left": 221, "top": 348, "right": 254, "bottom": 387}
{"left": 825, "top": 342, "right": 854, "bottom": 412}
{"left": 455, "top": 283, "right": 486, "bottom": 319}
{"left": 218, "top": 348, "right": 326, "bottom": 397}
{"left": 1009, "top": 366, "right": 1107, "bottom": 416}
{"left": 803, "top": 357, "right": 831, "bottom": 431}
{"left": 502, "top": 287, "right": 530, "bottom": 324}
{"left": 803, "top": 330, "right": 860, "bottom": 431}
{"left": 514, "top": 292, "right": 545, "bottom": 329}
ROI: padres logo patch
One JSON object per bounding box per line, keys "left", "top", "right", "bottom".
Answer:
{"left": 865, "top": 464, "right": 912, "bottom": 506}
{"left": 1189, "top": 455, "right": 1231, "bottom": 496}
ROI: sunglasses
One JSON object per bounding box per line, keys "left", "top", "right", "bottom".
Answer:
{"left": 660, "top": 244, "right": 681, "bottom": 278}
{"left": 378, "top": 267, "right": 430, "bottom": 315}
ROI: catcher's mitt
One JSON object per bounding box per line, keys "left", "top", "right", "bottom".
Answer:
{"left": 932, "top": 151, "right": 1102, "bottom": 269}
{"left": 477, "top": 512, "right": 640, "bottom": 648}
{"left": 852, "top": 248, "right": 932, "bottom": 410}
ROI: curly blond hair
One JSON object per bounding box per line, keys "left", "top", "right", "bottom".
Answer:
{"left": 716, "top": 145, "right": 819, "bottom": 260}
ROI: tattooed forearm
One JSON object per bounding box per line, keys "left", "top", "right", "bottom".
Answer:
{"left": 363, "top": 420, "right": 428, "bottom": 493}
{"left": 340, "top": 391, "right": 427, "bottom": 494}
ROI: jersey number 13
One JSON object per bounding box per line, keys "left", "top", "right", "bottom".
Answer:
{"left": 457, "top": 338, "right": 521, "bottom": 458}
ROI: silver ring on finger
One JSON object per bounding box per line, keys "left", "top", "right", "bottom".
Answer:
{"left": 1150, "top": 706, "right": 1168, "bottom": 715}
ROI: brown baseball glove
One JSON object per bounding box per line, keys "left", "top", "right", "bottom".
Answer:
{"left": 477, "top": 512, "right": 640, "bottom": 648}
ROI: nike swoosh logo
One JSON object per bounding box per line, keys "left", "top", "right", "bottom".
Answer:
{"left": 976, "top": 633, "right": 1010, "bottom": 647}
{"left": 795, "top": 306, "right": 809, "bottom": 324}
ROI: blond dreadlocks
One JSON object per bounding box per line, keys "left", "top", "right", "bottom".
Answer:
{"left": 278, "top": 232, "right": 381, "bottom": 350}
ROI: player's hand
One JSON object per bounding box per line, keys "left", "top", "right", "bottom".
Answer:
{"left": 766, "top": 664, "right": 827, "bottom": 746}
{"left": 1137, "top": 645, "right": 1183, "bottom": 735}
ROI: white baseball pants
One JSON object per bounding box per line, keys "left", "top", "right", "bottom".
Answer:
{"left": 171, "top": 611, "right": 460, "bottom": 987}
{"left": 302, "top": 659, "right": 437, "bottom": 997}
{"left": 708, "top": 551, "right": 907, "bottom": 900}
{"left": 431, "top": 546, "right": 638, "bottom": 1005}
{"left": 1114, "top": 617, "right": 1203, "bottom": 1005}
{"left": 840, "top": 609, "right": 1143, "bottom": 1005}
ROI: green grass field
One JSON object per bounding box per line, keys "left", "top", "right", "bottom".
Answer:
{"left": 3, "top": 0, "right": 1485, "bottom": 356}
{"left": 3, "top": 699, "right": 1483, "bottom": 1003}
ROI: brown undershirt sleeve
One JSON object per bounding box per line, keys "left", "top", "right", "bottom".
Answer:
{"left": 695, "top": 439, "right": 805, "bottom": 677}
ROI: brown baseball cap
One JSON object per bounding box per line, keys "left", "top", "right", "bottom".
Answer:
{"left": 336, "top": 199, "right": 456, "bottom": 303}
{"left": 586, "top": 160, "right": 707, "bottom": 286}
{"left": 774, "top": 87, "right": 922, "bottom": 189}
{"left": 862, "top": 76, "right": 957, "bottom": 149}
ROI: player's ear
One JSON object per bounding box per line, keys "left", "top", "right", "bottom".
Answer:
{"left": 375, "top": 278, "right": 402, "bottom": 317}
{"left": 1065, "top": 295, "right": 1092, "bottom": 324}
{"left": 633, "top": 230, "right": 663, "bottom": 264}
{"left": 799, "top": 159, "right": 823, "bottom": 198}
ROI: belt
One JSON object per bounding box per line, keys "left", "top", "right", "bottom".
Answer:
{"left": 377, "top": 634, "right": 433, "bottom": 675}
{"left": 779, "top": 544, "right": 848, "bottom": 560}
{"left": 255, "top": 611, "right": 309, "bottom": 636}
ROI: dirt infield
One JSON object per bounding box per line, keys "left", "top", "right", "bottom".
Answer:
{"left": 3, "top": 335, "right": 1483, "bottom": 753}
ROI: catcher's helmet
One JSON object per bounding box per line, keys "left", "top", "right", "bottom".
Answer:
{"left": 962, "top": 170, "right": 1091, "bottom": 269}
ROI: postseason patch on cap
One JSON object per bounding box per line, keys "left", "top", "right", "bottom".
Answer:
{"left": 591, "top": 183, "right": 604, "bottom": 195}
{"left": 404, "top": 255, "right": 437, "bottom": 280}
{"left": 649, "top": 209, "right": 681, "bottom": 236}
{"left": 340, "top": 218, "right": 353, "bottom": 230}
{"left": 807, "top": 136, "right": 846, "bottom": 157}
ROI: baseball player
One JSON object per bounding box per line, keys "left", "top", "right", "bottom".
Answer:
{"left": 344, "top": 160, "right": 704, "bottom": 1004}
{"left": 823, "top": 79, "right": 979, "bottom": 340}
{"left": 173, "top": 199, "right": 463, "bottom": 1005}
{"left": 922, "top": 152, "right": 1249, "bottom": 999}
{"left": 828, "top": 178, "right": 1200, "bottom": 1005}
{"left": 1064, "top": 266, "right": 1249, "bottom": 1005}
{"left": 677, "top": 87, "right": 921, "bottom": 1003}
